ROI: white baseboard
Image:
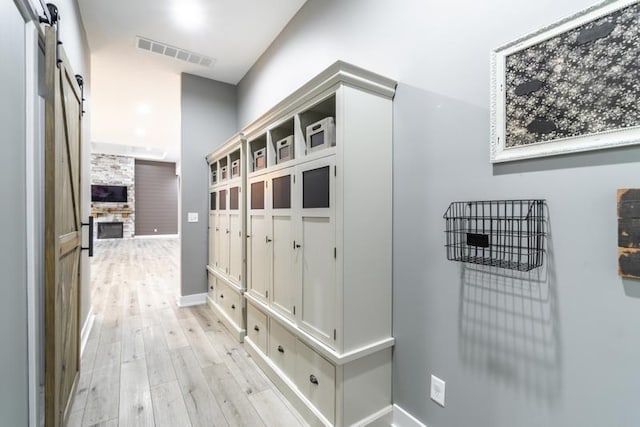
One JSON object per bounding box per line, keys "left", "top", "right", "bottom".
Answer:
{"left": 392, "top": 404, "right": 426, "bottom": 427}
{"left": 80, "top": 308, "right": 95, "bottom": 357}
{"left": 134, "top": 234, "right": 179, "bottom": 239}
{"left": 176, "top": 292, "right": 207, "bottom": 307}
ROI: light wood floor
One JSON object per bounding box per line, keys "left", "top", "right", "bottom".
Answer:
{"left": 67, "top": 238, "right": 306, "bottom": 427}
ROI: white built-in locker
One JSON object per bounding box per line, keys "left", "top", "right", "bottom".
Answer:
{"left": 239, "top": 61, "right": 396, "bottom": 427}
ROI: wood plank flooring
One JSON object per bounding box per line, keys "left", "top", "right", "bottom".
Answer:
{"left": 68, "top": 238, "right": 306, "bottom": 427}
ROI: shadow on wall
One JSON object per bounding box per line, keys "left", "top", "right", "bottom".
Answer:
{"left": 457, "top": 205, "right": 562, "bottom": 406}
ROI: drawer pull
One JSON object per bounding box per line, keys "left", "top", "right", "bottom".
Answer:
{"left": 254, "top": 325, "right": 260, "bottom": 332}
{"left": 231, "top": 304, "right": 236, "bottom": 310}
{"left": 309, "top": 374, "right": 319, "bottom": 385}
{"left": 277, "top": 345, "right": 284, "bottom": 353}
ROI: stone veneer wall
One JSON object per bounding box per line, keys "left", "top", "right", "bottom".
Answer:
{"left": 90, "top": 154, "right": 135, "bottom": 238}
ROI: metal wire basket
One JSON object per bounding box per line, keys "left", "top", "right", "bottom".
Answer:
{"left": 443, "top": 200, "right": 546, "bottom": 271}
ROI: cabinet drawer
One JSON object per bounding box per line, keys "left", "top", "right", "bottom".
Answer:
{"left": 218, "top": 281, "right": 242, "bottom": 327}
{"left": 207, "top": 272, "right": 217, "bottom": 300}
{"left": 269, "top": 319, "right": 296, "bottom": 380}
{"left": 295, "top": 340, "right": 335, "bottom": 423}
{"left": 247, "top": 303, "right": 268, "bottom": 354}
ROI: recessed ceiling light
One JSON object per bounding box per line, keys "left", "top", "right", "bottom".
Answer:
{"left": 137, "top": 103, "right": 151, "bottom": 115}
{"left": 135, "top": 128, "right": 147, "bottom": 137}
{"left": 173, "top": 1, "right": 205, "bottom": 30}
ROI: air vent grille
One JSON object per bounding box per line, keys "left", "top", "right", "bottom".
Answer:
{"left": 136, "top": 36, "right": 215, "bottom": 68}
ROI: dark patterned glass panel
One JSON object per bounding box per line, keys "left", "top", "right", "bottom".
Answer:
{"left": 219, "top": 189, "right": 227, "bottom": 210}
{"left": 230, "top": 187, "right": 239, "bottom": 210}
{"left": 251, "top": 181, "right": 264, "bottom": 209}
{"left": 303, "top": 166, "right": 330, "bottom": 209}
{"left": 272, "top": 175, "right": 291, "bottom": 209}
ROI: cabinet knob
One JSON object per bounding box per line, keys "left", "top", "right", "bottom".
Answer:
{"left": 293, "top": 240, "right": 302, "bottom": 249}
{"left": 266, "top": 236, "right": 272, "bottom": 243}
{"left": 254, "top": 325, "right": 260, "bottom": 332}
{"left": 220, "top": 294, "right": 224, "bottom": 299}
{"left": 209, "top": 286, "right": 213, "bottom": 290}
{"left": 226, "top": 229, "right": 230, "bottom": 234}
{"left": 231, "top": 304, "right": 236, "bottom": 310}
{"left": 277, "top": 345, "right": 284, "bottom": 353}
{"left": 309, "top": 374, "right": 319, "bottom": 385}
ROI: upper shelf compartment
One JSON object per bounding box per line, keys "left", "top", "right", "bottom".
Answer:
{"left": 299, "top": 94, "right": 336, "bottom": 157}
{"left": 269, "top": 118, "right": 295, "bottom": 166}
{"left": 249, "top": 134, "right": 267, "bottom": 173}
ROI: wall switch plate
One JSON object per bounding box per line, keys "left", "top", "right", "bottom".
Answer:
{"left": 430, "top": 375, "right": 445, "bottom": 407}
{"left": 187, "top": 212, "right": 198, "bottom": 223}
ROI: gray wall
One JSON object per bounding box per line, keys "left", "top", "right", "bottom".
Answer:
{"left": 181, "top": 73, "right": 237, "bottom": 297}
{"left": 1, "top": 0, "right": 28, "bottom": 423}
{"left": 237, "top": 1, "right": 640, "bottom": 426}
{"left": 135, "top": 160, "right": 178, "bottom": 235}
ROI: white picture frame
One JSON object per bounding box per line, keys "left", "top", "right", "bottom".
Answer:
{"left": 490, "top": 0, "right": 640, "bottom": 163}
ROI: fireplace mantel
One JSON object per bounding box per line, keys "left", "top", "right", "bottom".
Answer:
{"left": 92, "top": 206, "right": 133, "bottom": 218}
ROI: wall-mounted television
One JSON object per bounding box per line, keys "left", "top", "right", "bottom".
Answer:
{"left": 91, "top": 185, "right": 128, "bottom": 202}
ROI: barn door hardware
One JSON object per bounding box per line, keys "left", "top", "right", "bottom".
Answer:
{"left": 80, "top": 216, "right": 94, "bottom": 257}
{"left": 75, "top": 74, "right": 86, "bottom": 115}
{"left": 39, "top": 3, "right": 59, "bottom": 25}
{"left": 40, "top": 3, "right": 62, "bottom": 65}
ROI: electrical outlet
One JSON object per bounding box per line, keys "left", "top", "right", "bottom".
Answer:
{"left": 187, "top": 212, "right": 199, "bottom": 223}
{"left": 430, "top": 375, "right": 445, "bottom": 407}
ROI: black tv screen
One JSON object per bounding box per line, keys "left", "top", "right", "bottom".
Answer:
{"left": 92, "top": 185, "right": 128, "bottom": 202}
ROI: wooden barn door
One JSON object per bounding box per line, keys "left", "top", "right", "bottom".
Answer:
{"left": 44, "top": 25, "right": 83, "bottom": 427}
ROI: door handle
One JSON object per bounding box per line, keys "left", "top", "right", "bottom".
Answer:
{"left": 81, "top": 216, "right": 94, "bottom": 257}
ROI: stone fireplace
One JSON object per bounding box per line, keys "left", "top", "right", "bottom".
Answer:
{"left": 91, "top": 154, "right": 135, "bottom": 239}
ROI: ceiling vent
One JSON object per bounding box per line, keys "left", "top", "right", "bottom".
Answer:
{"left": 136, "top": 36, "right": 216, "bottom": 68}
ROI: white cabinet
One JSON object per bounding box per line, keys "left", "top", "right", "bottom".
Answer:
{"left": 206, "top": 134, "right": 246, "bottom": 342}
{"left": 240, "top": 62, "right": 396, "bottom": 426}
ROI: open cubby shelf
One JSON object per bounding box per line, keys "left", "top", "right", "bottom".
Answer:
{"left": 443, "top": 199, "right": 546, "bottom": 271}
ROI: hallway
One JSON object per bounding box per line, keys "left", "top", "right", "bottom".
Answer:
{"left": 67, "top": 238, "right": 306, "bottom": 426}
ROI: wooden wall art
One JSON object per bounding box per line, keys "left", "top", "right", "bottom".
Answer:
{"left": 618, "top": 188, "right": 640, "bottom": 279}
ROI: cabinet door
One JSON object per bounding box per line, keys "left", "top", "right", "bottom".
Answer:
{"left": 297, "top": 158, "right": 336, "bottom": 347}
{"left": 247, "top": 179, "right": 270, "bottom": 302}
{"left": 213, "top": 214, "right": 221, "bottom": 269}
{"left": 228, "top": 185, "right": 242, "bottom": 283}
{"left": 208, "top": 191, "right": 216, "bottom": 266}
{"left": 208, "top": 213, "right": 215, "bottom": 266}
{"left": 218, "top": 214, "right": 229, "bottom": 274}
{"left": 271, "top": 170, "right": 296, "bottom": 320}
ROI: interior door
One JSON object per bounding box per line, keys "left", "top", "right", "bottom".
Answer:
{"left": 44, "top": 26, "right": 83, "bottom": 427}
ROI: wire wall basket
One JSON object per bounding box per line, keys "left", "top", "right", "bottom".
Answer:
{"left": 443, "top": 200, "right": 546, "bottom": 271}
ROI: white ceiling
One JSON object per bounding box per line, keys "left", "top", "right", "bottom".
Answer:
{"left": 79, "top": 0, "right": 307, "bottom": 162}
